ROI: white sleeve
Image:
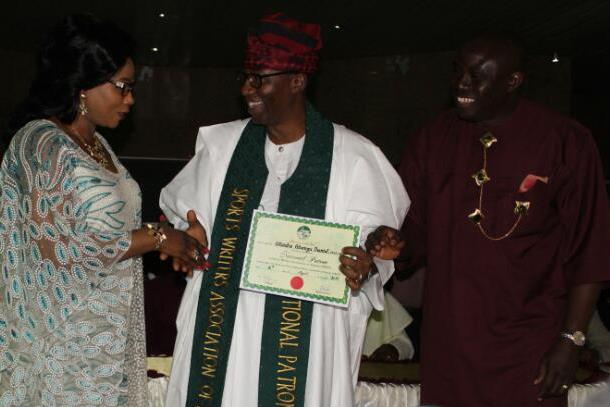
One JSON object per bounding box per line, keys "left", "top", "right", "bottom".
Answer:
{"left": 362, "top": 292, "right": 414, "bottom": 359}
{"left": 343, "top": 144, "right": 410, "bottom": 310}
{"left": 159, "top": 129, "right": 214, "bottom": 233}
{"left": 159, "top": 120, "right": 247, "bottom": 234}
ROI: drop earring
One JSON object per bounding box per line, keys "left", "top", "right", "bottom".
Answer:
{"left": 78, "top": 93, "right": 88, "bottom": 116}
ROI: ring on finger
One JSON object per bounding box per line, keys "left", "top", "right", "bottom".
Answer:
{"left": 192, "top": 249, "right": 200, "bottom": 262}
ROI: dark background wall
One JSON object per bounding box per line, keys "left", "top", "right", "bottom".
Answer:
{"left": 0, "top": 49, "right": 576, "bottom": 168}
{"left": 572, "top": 54, "right": 610, "bottom": 176}
{"left": 2, "top": 4, "right": 609, "bottom": 356}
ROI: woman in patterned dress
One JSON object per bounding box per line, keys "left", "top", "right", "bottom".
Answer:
{"left": 0, "top": 14, "right": 206, "bottom": 406}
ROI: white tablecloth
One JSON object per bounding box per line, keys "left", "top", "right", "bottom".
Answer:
{"left": 147, "top": 377, "right": 609, "bottom": 406}
{"left": 355, "top": 382, "right": 420, "bottom": 406}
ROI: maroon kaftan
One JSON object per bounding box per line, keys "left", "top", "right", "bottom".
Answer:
{"left": 399, "top": 99, "right": 610, "bottom": 407}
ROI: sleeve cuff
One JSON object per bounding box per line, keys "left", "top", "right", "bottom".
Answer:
{"left": 360, "top": 258, "right": 393, "bottom": 311}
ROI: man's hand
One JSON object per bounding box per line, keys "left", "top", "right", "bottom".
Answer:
{"left": 160, "top": 210, "right": 210, "bottom": 275}
{"left": 534, "top": 283, "right": 601, "bottom": 400}
{"left": 173, "top": 210, "right": 209, "bottom": 274}
{"left": 534, "top": 339, "right": 580, "bottom": 400}
{"left": 339, "top": 247, "right": 375, "bottom": 291}
{"left": 184, "top": 210, "right": 208, "bottom": 246}
{"left": 365, "top": 226, "right": 405, "bottom": 260}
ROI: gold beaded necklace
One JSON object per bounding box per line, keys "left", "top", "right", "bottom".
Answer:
{"left": 49, "top": 118, "right": 112, "bottom": 170}
{"left": 467, "top": 131, "right": 530, "bottom": 241}
{"left": 70, "top": 130, "right": 111, "bottom": 169}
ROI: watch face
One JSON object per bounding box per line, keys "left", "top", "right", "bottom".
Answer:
{"left": 573, "top": 331, "right": 586, "bottom": 346}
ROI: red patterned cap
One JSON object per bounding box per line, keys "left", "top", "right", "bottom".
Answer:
{"left": 244, "top": 12, "right": 322, "bottom": 74}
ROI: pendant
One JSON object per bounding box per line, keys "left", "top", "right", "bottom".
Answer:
{"left": 479, "top": 132, "right": 498, "bottom": 149}
{"left": 472, "top": 169, "right": 490, "bottom": 186}
{"left": 514, "top": 201, "right": 530, "bottom": 215}
{"left": 467, "top": 208, "right": 484, "bottom": 224}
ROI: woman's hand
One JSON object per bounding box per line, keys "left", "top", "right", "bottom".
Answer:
{"left": 160, "top": 228, "right": 207, "bottom": 273}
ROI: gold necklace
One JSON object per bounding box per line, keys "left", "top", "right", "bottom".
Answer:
{"left": 467, "top": 132, "right": 530, "bottom": 241}
{"left": 70, "top": 130, "right": 111, "bottom": 169}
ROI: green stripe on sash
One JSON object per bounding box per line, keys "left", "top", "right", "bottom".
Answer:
{"left": 186, "top": 103, "right": 334, "bottom": 407}
{"left": 258, "top": 105, "right": 334, "bottom": 407}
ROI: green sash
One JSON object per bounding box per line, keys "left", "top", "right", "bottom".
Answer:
{"left": 186, "top": 103, "right": 334, "bottom": 407}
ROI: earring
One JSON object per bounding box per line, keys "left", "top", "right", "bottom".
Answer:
{"left": 78, "top": 93, "right": 88, "bottom": 116}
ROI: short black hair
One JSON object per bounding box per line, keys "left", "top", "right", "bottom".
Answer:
{"left": 462, "top": 31, "right": 526, "bottom": 73}
{"left": 8, "top": 14, "right": 134, "bottom": 135}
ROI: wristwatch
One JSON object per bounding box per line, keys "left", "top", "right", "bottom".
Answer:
{"left": 560, "top": 331, "right": 586, "bottom": 346}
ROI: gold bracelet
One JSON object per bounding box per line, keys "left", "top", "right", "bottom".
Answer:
{"left": 145, "top": 223, "right": 167, "bottom": 250}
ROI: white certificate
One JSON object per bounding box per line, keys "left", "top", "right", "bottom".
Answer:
{"left": 239, "top": 210, "right": 361, "bottom": 307}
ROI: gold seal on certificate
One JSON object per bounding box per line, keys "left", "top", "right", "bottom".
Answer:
{"left": 240, "top": 210, "right": 361, "bottom": 307}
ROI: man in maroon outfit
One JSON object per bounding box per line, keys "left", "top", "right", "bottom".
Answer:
{"left": 371, "top": 35, "right": 610, "bottom": 406}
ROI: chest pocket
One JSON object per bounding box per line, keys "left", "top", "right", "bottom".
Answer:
{"left": 483, "top": 175, "right": 556, "bottom": 240}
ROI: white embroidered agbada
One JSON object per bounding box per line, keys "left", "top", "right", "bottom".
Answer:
{"left": 160, "top": 119, "right": 409, "bottom": 407}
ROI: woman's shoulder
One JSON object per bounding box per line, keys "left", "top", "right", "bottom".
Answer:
{"left": 10, "top": 119, "right": 78, "bottom": 167}
{"left": 13, "top": 119, "right": 69, "bottom": 148}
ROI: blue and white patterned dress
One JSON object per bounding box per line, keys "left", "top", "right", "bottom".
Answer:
{"left": 0, "top": 120, "right": 147, "bottom": 406}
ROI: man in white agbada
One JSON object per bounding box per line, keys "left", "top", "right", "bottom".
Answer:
{"left": 159, "top": 12, "right": 409, "bottom": 407}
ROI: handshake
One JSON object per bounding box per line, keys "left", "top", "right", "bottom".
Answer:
{"left": 155, "top": 209, "right": 209, "bottom": 276}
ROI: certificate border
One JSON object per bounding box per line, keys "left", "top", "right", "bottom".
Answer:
{"left": 241, "top": 210, "right": 360, "bottom": 306}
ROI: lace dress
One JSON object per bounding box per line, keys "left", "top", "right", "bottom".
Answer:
{"left": 0, "top": 120, "right": 147, "bottom": 406}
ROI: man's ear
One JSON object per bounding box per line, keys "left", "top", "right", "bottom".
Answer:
{"left": 291, "top": 73, "right": 307, "bottom": 93}
{"left": 507, "top": 71, "right": 524, "bottom": 93}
